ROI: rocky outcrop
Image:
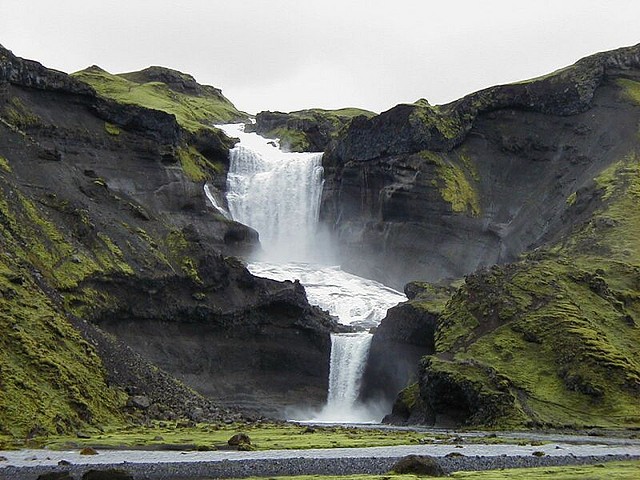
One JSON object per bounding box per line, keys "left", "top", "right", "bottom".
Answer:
{"left": 0, "top": 45, "right": 334, "bottom": 434}
{"left": 321, "top": 43, "right": 640, "bottom": 288}
{"left": 247, "top": 108, "right": 375, "bottom": 152}
{"left": 359, "top": 282, "right": 453, "bottom": 407}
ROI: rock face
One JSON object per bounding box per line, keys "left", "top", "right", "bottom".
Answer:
{"left": 353, "top": 44, "right": 640, "bottom": 429}
{"left": 0, "top": 44, "right": 334, "bottom": 435}
{"left": 321, "top": 43, "right": 640, "bottom": 289}
{"left": 359, "top": 282, "right": 453, "bottom": 407}
{"left": 247, "top": 108, "right": 375, "bottom": 152}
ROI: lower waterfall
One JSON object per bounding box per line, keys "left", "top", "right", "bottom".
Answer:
{"left": 217, "top": 124, "right": 405, "bottom": 423}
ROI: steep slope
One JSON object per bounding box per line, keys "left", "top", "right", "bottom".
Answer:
{"left": 247, "top": 107, "right": 375, "bottom": 152}
{"left": 386, "top": 155, "right": 640, "bottom": 428}
{"left": 0, "top": 44, "right": 334, "bottom": 435}
{"left": 321, "top": 43, "right": 640, "bottom": 289}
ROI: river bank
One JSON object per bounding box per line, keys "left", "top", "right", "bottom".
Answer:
{"left": 2, "top": 442, "right": 639, "bottom": 479}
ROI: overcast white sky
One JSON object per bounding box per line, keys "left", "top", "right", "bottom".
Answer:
{"left": 2, "top": 1, "right": 639, "bottom": 114}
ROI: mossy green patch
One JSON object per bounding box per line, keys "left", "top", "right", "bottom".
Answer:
{"left": 617, "top": 77, "right": 640, "bottom": 105}
{"left": 449, "top": 461, "right": 640, "bottom": 479}
{"left": 1, "top": 97, "right": 42, "bottom": 130}
{"left": 72, "top": 66, "right": 246, "bottom": 133}
{"left": 177, "top": 146, "right": 221, "bottom": 181}
{"left": 410, "top": 103, "right": 466, "bottom": 141}
{"left": 104, "top": 122, "right": 121, "bottom": 136}
{"left": 270, "top": 127, "right": 311, "bottom": 152}
{"left": 419, "top": 151, "right": 640, "bottom": 429}
{"left": 0, "top": 248, "right": 126, "bottom": 438}
{"left": 40, "top": 422, "right": 432, "bottom": 451}
{"left": 0, "top": 155, "right": 11, "bottom": 173}
{"left": 419, "top": 151, "right": 480, "bottom": 216}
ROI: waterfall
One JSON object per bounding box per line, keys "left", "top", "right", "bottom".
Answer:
{"left": 224, "top": 124, "right": 324, "bottom": 262}
{"left": 218, "top": 123, "right": 405, "bottom": 423}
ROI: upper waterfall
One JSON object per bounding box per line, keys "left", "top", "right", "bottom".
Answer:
{"left": 219, "top": 123, "right": 325, "bottom": 262}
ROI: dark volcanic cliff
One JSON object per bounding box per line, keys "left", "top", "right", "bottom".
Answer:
{"left": 349, "top": 45, "right": 640, "bottom": 428}
{"left": 247, "top": 108, "right": 375, "bottom": 152}
{"left": 0, "top": 45, "right": 333, "bottom": 435}
{"left": 321, "top": 44, "right": 640, "bottom": 289}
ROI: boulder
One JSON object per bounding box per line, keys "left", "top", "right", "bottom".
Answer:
{"left": 391, "top": 455, "right": 445, "bottom": 476}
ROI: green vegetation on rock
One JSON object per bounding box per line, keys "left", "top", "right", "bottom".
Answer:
{"left": 104, "top": 122, "right": 120, "bottom": 136}
{"left": 254, "top": 107, "right": 376, "bottom": 152}
{"left": 0, "top": 182, "right": 127, "bottom": 437}
{"left": 72, "top": 66, "right": 247, "bottom": 132}
{"left": 0, "top": 155, "right": 10, "bottom": 172}
{"left": 414, "top": 151, "right": 640, "bottom": 429}
{"left": 419, "top": 151, "right": 480, "bottom": 216}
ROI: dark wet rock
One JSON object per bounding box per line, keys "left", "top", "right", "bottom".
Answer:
{"left": 228, "top": 433, "right": 251, "bottom": 446}
{"left": 391, "top": 455, "right": 446, "bottom": 476}
{"left": 320, "top": 43, "right": 640, "bottom": 288}
{"left": 359, "top": 302, "right": 438, "bottom": 406}
{"left": 82, "top": 469, "right": 134, "bottom": 480}
{"left": 36, "top": 473, "right": 73, "bottom": 480}
{"left": 248, "top": 108, "right": 374, "bottom": 152}
{"left": 127, "top": 395, "right": 151, "bottom": 410}
{"left": 0, "top": 43, "right": 333, "bottom": 431}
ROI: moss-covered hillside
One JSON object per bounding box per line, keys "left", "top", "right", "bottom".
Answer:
{"left": 0, "top": 44, "right": 333, "bottom": 440}
{"left": 248, "top": 107, "right": 375, "bottom": 152}
{"left": 393, "top": 153, "right": 640, "bottom": 429}
{"left": 72, "top": 65, "right": 248, "bottom": 132}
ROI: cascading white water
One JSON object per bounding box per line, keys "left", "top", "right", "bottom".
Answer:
{"left": 217, "top": 123, "right": 405, "bottom": 423}
{"left": 223, "top": 123, "right": 324, "bottom": 262}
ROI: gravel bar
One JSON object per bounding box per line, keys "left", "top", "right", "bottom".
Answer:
{"left": 1, "top": 444, "right": 639, "bottom": 480}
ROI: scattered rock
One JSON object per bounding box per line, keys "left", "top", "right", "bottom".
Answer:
{"left": 153, "top": 435, "right": 165, "bottom": 441}
{"left": 0, "top": 456, "right": 6, "bottom": 461}
{"left": 445, "top": 452, "right": 465, "bottom": 458}
{"left": 391, "top": 455, "right": 446, "bottom": 476}
{"left": 76, "top": 431, "right": 92, "bottom": 439}
{"left": 80, "top": 447, "right": 98, "bottom": 455}
{"left": 82, "top": 469, "right": 134, "bottom": 480}
{"left": 227, "top": 432, "right": 251, "bottom": 446}
{"left": 302, "top": 426, "right": 316, "bottom": 434}
{"left": 37, "top": 473, "right": 73, "bottom": 480}
{"left": 58, "top": 459, "right": 72, "bottom": 466}
{"left": 532, "top": 451, "right": 546, "bottom": 457}
{"left": 128, "top": 395, "right": 151, "bottom": 409}
{"left": 189, "top": 407, "right": 204, "bottom": 421}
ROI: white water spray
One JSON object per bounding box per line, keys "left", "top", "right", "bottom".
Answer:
{"left": 222, "top": 123, "right": 324, "bottom": 262}
{"left": 218, "top": 123, "right": 405, "bottom": 423}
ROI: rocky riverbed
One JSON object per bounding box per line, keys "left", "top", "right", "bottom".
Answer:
{"left": 1, "top": 442, "right": 639, "bottom": 479}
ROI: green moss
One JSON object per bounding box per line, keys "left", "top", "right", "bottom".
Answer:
{"left": 181, "top": 257, "right": 202, "bottom": 285}
{"left": 176, "top": 146, "right": 221, "bottom": 181}
{"left": 616, "top": 77, "right": 640, "bottom": 105}
{"left": 0, "top": 255, "right": 126, "bottom": 438}
{"left": 0, "top": 155, "right": 11, "bottom": 173}
{"left": 268, "top": 127, "right": 310, "bottom": 152}
{"left": 72, "top": 66, "right": 246, "bottom": 133}
{"left": 39, "top": 421, "right": 456, "bottom": 451}
{"left": 104, "top": 122, "right": 120, "bottom": 136}
{"left": 410, "top": 103, "right": 465, "bottom": 141}
{"left": 1, "top": 97, "right": 41, "bottom": 130}
{"left": 419, "top": 151, "right": 480, "bottom": 216}
{"left": 425, "top": 151, "right": 640, "bottom": 429}
{"left": 566, "top": 191, "right": 577, "bottom": 206}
